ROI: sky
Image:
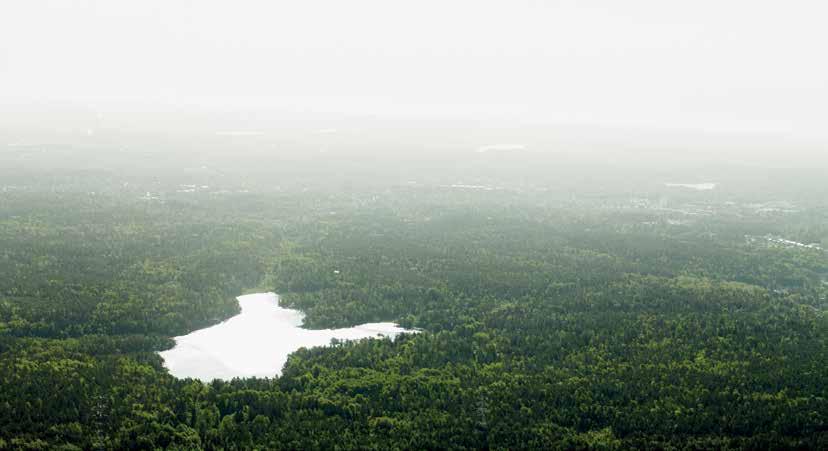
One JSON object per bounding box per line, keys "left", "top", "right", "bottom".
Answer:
{"left": 1, "top": 0, "right": 827, "bottom": 139}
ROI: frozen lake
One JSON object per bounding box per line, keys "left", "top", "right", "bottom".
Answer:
{"left": 159, "top": 292, "right": 415, "bottom": 381}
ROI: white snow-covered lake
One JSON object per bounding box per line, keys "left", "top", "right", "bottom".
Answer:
{"left": 159, "top": 292, "right": 415, "bottom": 381}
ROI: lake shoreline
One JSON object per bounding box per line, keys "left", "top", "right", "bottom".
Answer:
{"left": 159, "top": 292, "right": 416, "bottom": 381}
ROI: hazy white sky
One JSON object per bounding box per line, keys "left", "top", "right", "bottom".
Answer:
{"left": 1, "top": 0, "right": 827, "bottom": 137}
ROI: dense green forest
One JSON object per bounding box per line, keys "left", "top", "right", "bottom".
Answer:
{"left": 1, "top": 157, "right": 826, "bottom": 450}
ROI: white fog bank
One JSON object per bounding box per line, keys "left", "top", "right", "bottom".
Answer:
{"left": 159, "top": 292, "right": 416, "bottom": 381}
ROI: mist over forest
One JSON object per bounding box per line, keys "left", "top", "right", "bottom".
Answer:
{"left": 2, "top": 1, "right": 827, "bottom": 449}
{"left": 2, "top": 109, "right": 826, "bottom": 449}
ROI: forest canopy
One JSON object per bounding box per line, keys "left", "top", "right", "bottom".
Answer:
{"left": 0, "top": 156, "right": 826, "bottom": 450}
